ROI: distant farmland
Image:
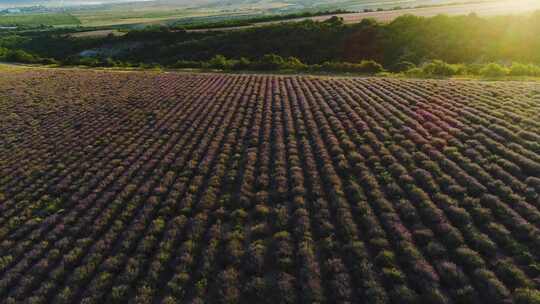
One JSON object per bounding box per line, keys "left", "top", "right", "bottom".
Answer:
{"left": 0, "top": 13, "right": 80, "bottom": 26}
{"left": 1, "top": 67, "right": 540, "bottom": 303}
{"left": 187, "top": 0, "right": 540, "bottom": 32}
{"left": 333, "top": 0, "right": 540, "bottom": 23}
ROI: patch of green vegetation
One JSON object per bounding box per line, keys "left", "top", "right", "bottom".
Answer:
{"left": 44, "top": 198, "right": 64, "bottom": 214}
{"left": 404, "top": 60, "right": 540, "bottom": 79}
{"left": 173, "top": 54, "right": 385, "bottom": 74}
{"left": 0, "top": 13, "right": 81, "bottom": 27}
{"left": 0, "top": 47, "right": 57, "bottom": 64}
{"left": 0, "top": 255, "right": 13, "bottom": 271}
{"left": 28, "top": 196, "right": 65, "bottom": 217}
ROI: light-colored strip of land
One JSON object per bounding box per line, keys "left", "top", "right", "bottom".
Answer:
{"left": 68, "top": 29, "right": 126, "bottom": 38}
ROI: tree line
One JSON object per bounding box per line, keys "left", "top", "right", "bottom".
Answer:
{"left": 2, "top": 12, "right": 540, "bottom": 74}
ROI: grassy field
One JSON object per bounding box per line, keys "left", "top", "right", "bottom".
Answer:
{"left": 69, "top": 1, "right": 290, "bottom": 28}
{"left": 1, "top": 66, "right": 540, "bottom": 303}
{"left": 0, "top": 13, "right": 80, "bottom": 27}
{"left": 72, "top": 9, "right": 200, "bottom": 27}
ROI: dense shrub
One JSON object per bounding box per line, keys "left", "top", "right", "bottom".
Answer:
{"left": 393, "top": 61, "right": 416, "bottom": 72}
{"left": 316, "top": 59, "right": 384, "bottom": 74}
{"left": 4, "top": 49, "right": 38, "bottom": 63}
{"left": 480, "top": 63, "right": 509, "bottom": 77}
{"left": 421, "top": 60, "right": 462, "bottom": 77}
{"left": 207, "top": 54, "right": 235, "bottom": 70}
{"left": 509, "top": 63, "right": 540, "bottom": 77}
{"left": 254, "top": 54, "right": 286, "bottom": 71}
{"left": 358, "top": 60, "right": 385, "bottom": 73}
